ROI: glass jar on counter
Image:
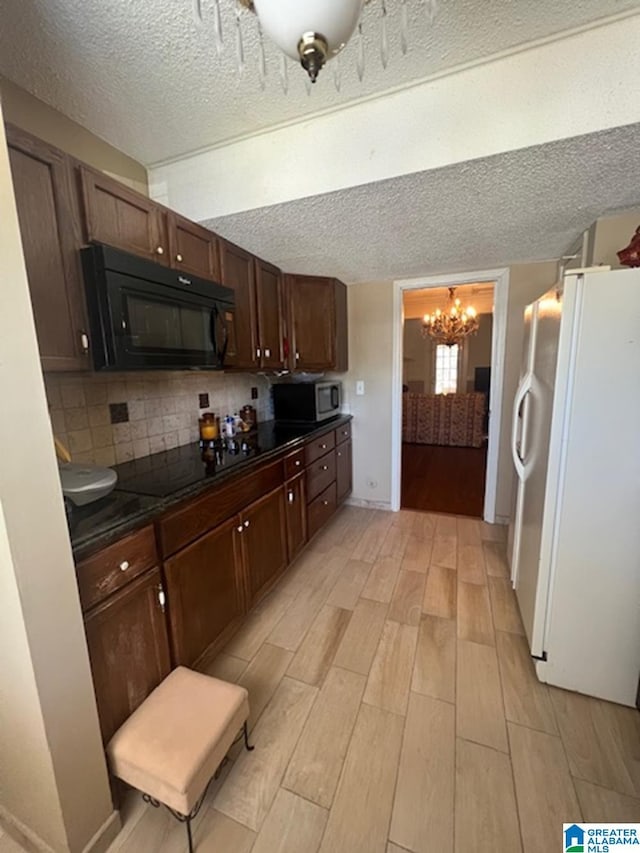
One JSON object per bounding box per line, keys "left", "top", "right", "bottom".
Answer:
{"left": 198, "top": 412, "right": 219, "bottom": 441}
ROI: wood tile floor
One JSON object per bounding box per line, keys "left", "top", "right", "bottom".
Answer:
{"left": 103, "top": 506, "right": 640, "bottom": 853}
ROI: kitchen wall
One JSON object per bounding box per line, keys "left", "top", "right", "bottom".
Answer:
{"left": 0, "top": 76, "right": 148, "bottom": 194}
{"left": 0, "top": 115, "right": 117, "bottom": 852}
{"left": 44, "top": 371, "right": 274, "bottom": 467}
{"left": 343, "top": 261, "right": 557, "bottom": 520}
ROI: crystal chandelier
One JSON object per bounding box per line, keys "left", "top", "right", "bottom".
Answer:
{"left": 193, "top": 0, "right": 440, "bottom": 89}
{"left": 421, "top": 287, "right": 479, "bottom": 347}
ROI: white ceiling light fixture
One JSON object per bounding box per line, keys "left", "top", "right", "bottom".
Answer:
{"left": 194, "top": 0, "right": 440, "bottom": 90}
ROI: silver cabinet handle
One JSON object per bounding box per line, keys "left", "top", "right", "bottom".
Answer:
{"left": 256, "top": 347, "right": 261, "bottom": 358}
{"left": 288, "top": 490, "right": 294, "bottom": 503}
{"left": 119, "top": 560, "right": 129, "bottom": 572}
{"left": 265, "top": 348, "right": 271, "bottom": 358}
{"left": 320, "top": 443, "right": 327, "bottom": 449}
{"left": 156, "top": 246, "right": 164, "bottom": 255}
{"left": 80, "top": 332, "right": 90, "bottom": 353}
{"left": 295, "top": 351, "right": 300, "bottom": 360}
{"left": 322, "top": 500, "right": 329, "bottom": 506}
{"left": 337, "top": 452, "right": 342, "bottom": 457}
{"left": 176, "top": 253, "right": 183, "bottom": 262}
{"left": 295, "top": 459, "right": 301, "bottom": 467}
{"left": 320, "top": 465, "right": 329, "bottom": 471}
{"left": 157, "top": 585, "right": 166, "bottom": 612}
{"left": 237, "top": 525, "right": 243, "bottom": 533}
{"left": 244, "top": 519, "right": 250, "bottom": 528}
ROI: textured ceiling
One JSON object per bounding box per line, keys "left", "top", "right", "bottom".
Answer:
{"left": 203, "top": 124, "right": 640, "bottom": 283}
{"left": 1, "top": 0, "right": 639, "bottom": 164}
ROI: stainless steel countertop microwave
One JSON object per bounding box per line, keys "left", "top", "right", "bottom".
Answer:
{"left": 81, "top": 244, "right": 235, "bottom": 371}
{"left": 272, "top": 381, "right": 342, "bottom": 424}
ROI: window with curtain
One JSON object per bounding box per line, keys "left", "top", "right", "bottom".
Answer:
{"left": 434, "top": 344, "right": 459, "bottom": 394}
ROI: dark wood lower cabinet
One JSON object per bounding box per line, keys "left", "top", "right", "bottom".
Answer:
{"left": 83, "top": 567, "right": 171, "bottom": 744}
{"left": 307, "top": 481, "right": 338, "bottom": 540}
{"left": 336, "top": 439, "right": 353, "bottom": 504}
{"left": 80, "top": 422, "right": 352, "bottom": 742}
{"left": 240, "top": 486, "right": 288, "bottom": 609}
{"left": 163, "top": 515, "right": 245, "bottom": 667}
{"left": 285, "top": 474, "right": 307, "bottom": 562}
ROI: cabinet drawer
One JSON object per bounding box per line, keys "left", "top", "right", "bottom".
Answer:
{"left": 335, "top": 421, "right": 351, "bottom": 445}
{"left": 306, "top": 450, "right": 336, "bottom": 502}
{"left": 305, "top": 431, "right": 336, "bottom": 466}
{"left": 76, "top": 525, "right": 158, "bottom": 611}
{"left": 307, "top": 482, "right": 337, "bottom": 540}
{"left": 158, "top": 458, "right": 284, "bottom": 557}
{"left": 284, "top": 447, "right": 305, "bottom": 480}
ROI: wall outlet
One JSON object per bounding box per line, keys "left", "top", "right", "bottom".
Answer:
{"left": 356, "top": 380, "right": 365, "bottom": 396}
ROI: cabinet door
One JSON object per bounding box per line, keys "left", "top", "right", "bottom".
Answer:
{"left": 79, "top": 165, "right": 168, "bottom": 263}
{"left": 287, "top": 274, "right": 337, "bottom": 371}
{"left": 240, "top": 486, "right": 288, "bottom": 609}
{"left": 219, "top": 239, "right": 258, "bottom": 369}
{"left": 167, "top": 212, "right": 220, "bottom": 281}
{"left": 336, "top": 439, "right": 353, "bottom": 504}
{"left": 7, "top": 125, "right": 90, "bottom": 371}
{"left": 84, "top": 567, "right": 171, "bottom": 743}
{"left": 163, "top": 515, "right": 244, "bottom": 667}
{"left": 285, "top": 474, "right": 307, "bottom": 562}
{"left": 255, "top": 258, "right": 285, "bottom": 369}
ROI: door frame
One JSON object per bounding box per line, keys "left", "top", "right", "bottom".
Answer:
{"left": 390, "top": 268, "right": 510, "bottom": 522}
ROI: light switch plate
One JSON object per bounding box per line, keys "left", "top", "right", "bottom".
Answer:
{"left": 356, "top": 380, "right": 365, "bottom": 396}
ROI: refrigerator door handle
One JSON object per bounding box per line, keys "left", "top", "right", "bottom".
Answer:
{"left": 512, "top": 373, "right": 533, "bottom": 481}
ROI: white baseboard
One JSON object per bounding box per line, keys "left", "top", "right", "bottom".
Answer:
{"left": 82, "top": 810, "right": 121, "bottom": 853}
{"left": 0, "top": 804, "right": 56, "bottom": 853}
{"left": 345, "top": 497, "right": 393, "bottom": 511}
{"left": 0, "top": 804, "right": 120, "bottom": 853}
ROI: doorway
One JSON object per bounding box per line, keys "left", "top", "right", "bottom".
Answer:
{"left": 400, "top": 283, "right": 494, "bottom": 517}
{"left": 390, "top": 269, "right": 510, "bottom": 522}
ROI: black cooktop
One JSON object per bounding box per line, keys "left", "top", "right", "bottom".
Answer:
{"left": 113, "top": 420, "right": 330, "bottom": 499}
{"left": 115, "top": 435, "right": 262, "bottom": 498}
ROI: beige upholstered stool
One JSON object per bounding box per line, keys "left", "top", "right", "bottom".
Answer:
{"left": 107, "top": 666, "right": 253, "bottom": 852}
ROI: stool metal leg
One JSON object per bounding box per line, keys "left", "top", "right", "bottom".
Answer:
{"left": 186, "top": 816, "right": 194, "bottom": 853}
{"left": 243, "top": 721, "right": 255, "bottom": 751}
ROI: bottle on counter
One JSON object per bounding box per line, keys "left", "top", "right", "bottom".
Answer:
{"left": 223, "top": 414, "right": 236, "bottom": 438}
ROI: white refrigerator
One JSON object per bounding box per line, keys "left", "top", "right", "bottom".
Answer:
{"left": 509, "top": 267, "right": 640, "bottom": 707}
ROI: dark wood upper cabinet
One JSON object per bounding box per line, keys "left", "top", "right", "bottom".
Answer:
{"left": 336, "top": 439, "right": 353, "bottom": 504}
{"left": 285, "top": 474, "right": 307, "bottom": 563}
{"left": 83, "top": 567, "right": 171, "bottom": 743}
{"left": 255, "top": 257, "right": 285, "bottom": 369}
{"left": 219, "top": 238, "right": 258, "bottom": 370}
{"left": 240, "top": 486, "right": 288, "bottom": 609}
{"left": 79, "top": 165, "right": 168, "bottom": 264}
{"left": 163, "top": 515, "right": 245, "bottom": 667}
{"left": 286, "top": 274, "right": 348, "bottom": 372}
{"left": 6, "top": 124, "right": 90, "bottom": 371}
{"left": 167, "top": 212, "right": 221, "bottom": 281}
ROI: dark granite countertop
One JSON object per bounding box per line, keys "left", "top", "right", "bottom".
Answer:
{"left": 70, "top": 415, "right": 352, "bottom": 560}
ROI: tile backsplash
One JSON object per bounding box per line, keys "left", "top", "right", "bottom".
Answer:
{"left": 45, "top": 371, "right": 273, "bottom": 467}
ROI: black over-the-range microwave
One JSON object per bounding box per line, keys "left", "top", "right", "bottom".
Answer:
{"left": 81, "top": 244, "right": 236, "bottom": 370}
{"left": 272, "top": 381, "right": 342, "bottom": 425}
